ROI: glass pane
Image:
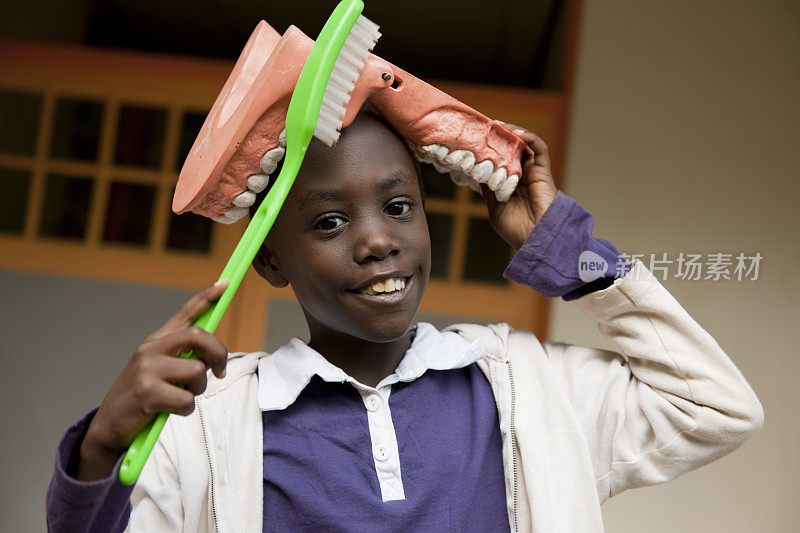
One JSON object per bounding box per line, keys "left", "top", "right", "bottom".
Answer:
{"left": 464, "top": 218, "right": 511, "bottom": 284}
{"left": 167, "top": 211, "right": 212, "bottom": 253}
{"left": 39, "top": 174, "right": 94, "bottom": 239}
{"left": 0, "top": 89, "right": 41, "bottom": 156}
{"left": 426, "top": 212, "right": 452, "bottom": 278}
{"left": 103, "top": 181, "right": 156, "bottom": 245}
{"left": 420, "top": 163, "right": 455, "bottom": 199}
{"left": 114, "top": 105, "right": 167, "bottom": 168}
{"left": 0, "top": 168, "right": 31, "bottom": 234}
{"left": 176, "top": 112, "right": 206, "bottom": 172}
{"left": 50, "top": 97, "right": 103, "bottom": 161}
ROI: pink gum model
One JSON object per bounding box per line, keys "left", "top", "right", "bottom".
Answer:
{"left": 173, "top": 21, "right": 526, "bottom": 224}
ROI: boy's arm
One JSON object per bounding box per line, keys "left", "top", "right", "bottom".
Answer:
{"left": 47, "top": 408, "right": 134, "bottom": 532}
{"left": 502, "top": 189, "right": 630, "bottom": 299}
{"left": 539, "top": 260, "right": 763, "bottom": 499}
{"left": 46, "top": 281, "right": 229, "bottom": 531}
{"left": 504, "top": 193, "right": 763, "bottom": 500}
{"left": 47, "top": 408, "right": 184, "bottom": 531}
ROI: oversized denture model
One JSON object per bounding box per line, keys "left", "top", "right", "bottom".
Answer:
{"left": 173, "top": 21, "right": 527, "bottom": 224}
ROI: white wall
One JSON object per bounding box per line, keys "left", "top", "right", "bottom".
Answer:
{"left": 0, "top": 272, "right": 196, "bottom": 532}
{"left": 550, "top": 1, "right": 799, "bottom": 531}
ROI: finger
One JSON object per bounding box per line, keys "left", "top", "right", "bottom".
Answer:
{"left": 145, "top": 382, "right": 197, "bottom": 417}
{"left": 148, "top": 326, "right": 228, "bottom": 379}
{"left": 495, "top": 119, "right": 526, "bottom": 134}
{"left": 523, "top": 159, "right": 557, "bottom": 188}
{"left": 495, "top": 120, "right": 534, "bottom": 141}
{"left": 521, "top": 132, "right": 551, "bottom": 170}
{"left": 155, "top": 356, "right": 209, "bottom": 397}
{"left": 494, "top": 120, "right": 551, "bottom": 170}
{"left": 145, "top": 280, "right": 229, "bottom": 341}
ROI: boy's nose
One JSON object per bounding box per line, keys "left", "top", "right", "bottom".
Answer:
{"left": 353, "top": 224, "right": 401, "bottom": 264}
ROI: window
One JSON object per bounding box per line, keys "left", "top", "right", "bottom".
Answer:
{"left": 0, "top": 43, "right": 566, "bottom": 349}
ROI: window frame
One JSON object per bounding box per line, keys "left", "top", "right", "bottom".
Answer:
{"left": 0, "top": 7, "right": 581, "bottom": 348}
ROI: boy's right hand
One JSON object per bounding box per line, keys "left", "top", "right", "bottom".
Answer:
{"left": 77, "top": 280, "right": 230, "bottom": 481}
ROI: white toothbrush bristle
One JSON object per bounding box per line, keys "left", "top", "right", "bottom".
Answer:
{"left": 314, "top": 15, "right": 381, "bottom": 147}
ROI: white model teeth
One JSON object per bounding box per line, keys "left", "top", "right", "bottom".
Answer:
{"left": 359, "top": 276, "right": 407, "bottom": 295}
{"left": 496, "top": 173, "right": 519, "bottom": 202}
{"left": 247, "top": 173, "right": 270, "bottom": 193}
{"left": 233, "top": 190, "right": 256, "bottom": 207}
{"left": 457, "top": 151, "right": 475, "bottom": 173}
{"left": 260, "top": 146, "right": 285, "bottom": 174}
{"left": 278, "top": 128, "right": 287, "bottom": 148}
{"left": 444, "top": 150, "right": 470, "bottom": 169}
{"left": 414, "top": 143, "right": 518, "bottom": 202}
{"left": 213, "top": 214, "right": 236, "bottom": 225}
{"left": 212, "top": 142, "right": 288, "bottom": 224}
{"left": 471, "top": 160, "right": 493, "bottom": 183}
{"left": 487, "top": 167, "right": 507, "bottom": 191}
{"left": 431, "top": 145, "right": 449, "bottom": 161}
{"left": 431, "top": 160, "right": 450, "bottom": 173}
{"left": 224, "top": 206, "right": 248, "bottom": 219}
{"left": 449, "top": 171, "right": 471, "bottom": 186}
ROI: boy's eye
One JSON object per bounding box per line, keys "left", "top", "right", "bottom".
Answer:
{"left": 386, "top": 201, "right": 411, "bottom": 216}
{"left": 314, "top": 215, "right": 346, "bottom": 231}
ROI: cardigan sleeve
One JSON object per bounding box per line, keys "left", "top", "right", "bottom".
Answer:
{"left": 541, "top": 259, "right": 764, "bottom": 499}
{"left": 45, "top": 408, "right": 185, "bottom": 532}
{"left": 503, "top": 190, "right": 631, "bottom": 300}
{"left": 46, "top": 408, "right": 134, "bottom": 532}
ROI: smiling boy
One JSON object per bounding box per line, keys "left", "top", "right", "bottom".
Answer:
{"left": 249, "top": 106, "right": 430, "bottom": 387}
{"left": 46, "top": 106, "right": 763, "bottom": 532}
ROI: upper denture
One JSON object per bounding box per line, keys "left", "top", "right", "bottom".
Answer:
{"left": 174, "top": 21, "right": 527, "bottom": 222}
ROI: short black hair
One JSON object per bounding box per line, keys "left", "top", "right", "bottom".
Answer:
{"left": 247, "top": 103, "right": 424, "bottom": 220}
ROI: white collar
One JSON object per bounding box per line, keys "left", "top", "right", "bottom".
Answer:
{"left": 257, "top": 322, "right": 486, "bottom": 411}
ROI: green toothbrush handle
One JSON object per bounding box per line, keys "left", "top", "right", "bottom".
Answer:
{"left": 119, "top": 155, "right": 301, "bottom": 485}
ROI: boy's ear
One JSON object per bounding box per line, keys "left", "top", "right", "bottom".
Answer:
{"left": 252, "top": 244, "right": 288, "bottom": 288}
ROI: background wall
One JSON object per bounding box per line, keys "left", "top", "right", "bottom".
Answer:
{"left": 550, "top": 1, "right": 799, "bottom": 531}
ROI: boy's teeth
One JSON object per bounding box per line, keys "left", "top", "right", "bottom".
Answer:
{"left": 361, "top": 277, "right": 407, "bottom": 295}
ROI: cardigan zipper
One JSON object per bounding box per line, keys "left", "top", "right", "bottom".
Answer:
{"left": 506, "top": 360, "right": 519, "bottom": 533}
{"left": 198, "top": 398, "right": 220, "bottom": 532}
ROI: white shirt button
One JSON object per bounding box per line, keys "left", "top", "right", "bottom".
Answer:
{"left": 373, "top": 444, "right": 390, "bottom": 461}
{"left": 365, "top": 394, "right": 381, "bottom": 412}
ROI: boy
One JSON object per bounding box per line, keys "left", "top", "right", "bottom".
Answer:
{"left": 46, "top": 107, "right": 763, "bottom": 532}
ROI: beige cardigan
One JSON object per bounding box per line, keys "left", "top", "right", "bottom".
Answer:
{"left": 126, "top": 260, "right": 763, "bottom": 532}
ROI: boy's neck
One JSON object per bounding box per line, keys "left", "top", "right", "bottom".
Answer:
{"left": 307, "top": 326, "right": 416, "bottom": 388}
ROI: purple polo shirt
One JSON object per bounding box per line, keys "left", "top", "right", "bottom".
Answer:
{"left": 45, "top": 190, "right": 629, "bottom": 531}
{"left": 260, "top": 360, "right": 508, "bottom": 531}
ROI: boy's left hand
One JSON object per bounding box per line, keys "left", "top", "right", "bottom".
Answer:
{"left": 480, "top": 120, "right": 558, "bottom": 250}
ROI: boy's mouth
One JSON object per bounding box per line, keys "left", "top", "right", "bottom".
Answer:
{"left": 347, "top": 274, "right": 412, "bottom": 298}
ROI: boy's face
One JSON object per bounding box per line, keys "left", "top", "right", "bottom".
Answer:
{"left": 254, "top": 112, "right": 431, "bottom": 343}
